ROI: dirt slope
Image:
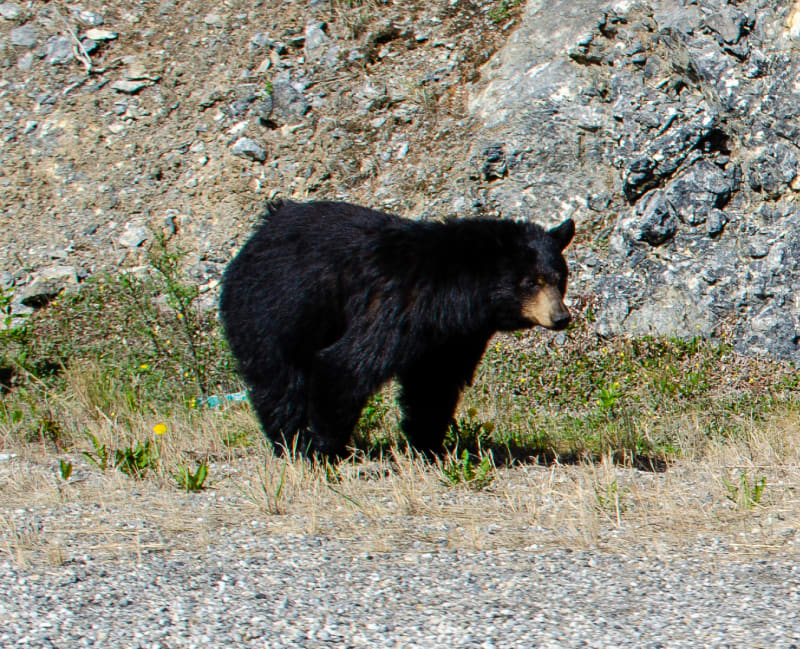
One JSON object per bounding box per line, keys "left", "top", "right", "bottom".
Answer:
{"left": 0, "top": 0, "right": 519, "bottom": 296}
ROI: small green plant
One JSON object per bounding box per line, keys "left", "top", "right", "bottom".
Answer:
{"left": 147, "top": 235, "right": 213, "bottom": 398}
{"left": 488, "top": 0, "right": 520, "bottom": 23}
{"left": 82, "top": 432, "right": 110, "bottom": 471}
{"left": 357, "top": 393, "right": 387, "bottom": 432}
{"left": 254, "top": 455, "right": 289, "bottom": 515}
{"left": 0, "top": 403, "right": 23, "bottom": 427}
{"left": 0, "top": 283, "right": 18, "bottom": 330}
{"left": 441, "top": 449, "right": 495, "bottom": 490}
{"left": 0, "top": 283, "right": 30, "bottom": 389}
{"left": 0, "top": 282, "right": 30, "bottom": 347}
{"left": 723, "top": 471, "right": 766, "bottom": 510}
{"left": 264, "top": 80, "right": 273, "bottom": 95}
{"left": 222, "top": 428, "right": 254, "bottom": 448}
{"left": 445, "top": 407, "right": 496, "bottom": 452}
{"left": 596, "top": 382, "right": 622, "bottom": 414}
{"left": 272, "top": 459, "right": 288, "bottom": 511}
{"left": 678, "top": 369, "right": 709, "bottom": 399}
{"left": 323, "top": 459, "right": 342, "bottom": 484}
{"left": 594, "top": 476, "right": 628, "bottom": 524}
{"left": 114, "top": 440, "right": 158, "bottom": 478}
{"left": 59, "top": 459, "right": 73, "bottom": 481}
{"left": 175, "top": 461, "right": 209, "bottom": 492}
{"left": 352, "top": 391, "right": 396, "bottom": 453}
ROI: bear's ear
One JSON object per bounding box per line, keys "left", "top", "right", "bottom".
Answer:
{"left": 549, "top": 219, "right": 575, "bottom": 251}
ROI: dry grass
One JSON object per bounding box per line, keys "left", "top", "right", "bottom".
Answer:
{"left": 3, "top": 395, "right": 800, "bottom": 568}
{"left": 4, "top": 308, "right": 800, "bottom": 569}
{"left": 328, "top": 0, "right": 385, "bottom": 40}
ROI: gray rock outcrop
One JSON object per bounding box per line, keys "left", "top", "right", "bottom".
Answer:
{"left": 467, "top": 0, "right": 800, "bottom": 358}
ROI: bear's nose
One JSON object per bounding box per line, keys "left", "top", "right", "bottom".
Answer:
{"left": 551, "top": 312, "right": 571, "bottom": 330}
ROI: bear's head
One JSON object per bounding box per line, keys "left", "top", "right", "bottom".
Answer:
{"left": 494, "top": 218, "right": 575, "bottom": 332}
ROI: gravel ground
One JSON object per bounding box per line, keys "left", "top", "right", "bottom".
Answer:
{"left": 4, "top": 531, "right": 800, "bottom": 648}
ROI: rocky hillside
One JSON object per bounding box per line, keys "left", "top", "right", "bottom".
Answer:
{"left": 461, "top": 0, "right": 800, "bottom": 359}
{"left": 0, "top": 0, "right": 518, "bottom": 308}
{"left": 3, "top": 0, "right": 800, "bottom": 360}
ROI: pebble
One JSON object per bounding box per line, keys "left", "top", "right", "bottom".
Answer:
{"left": 118, "top": 223, "right": 149, "bottom": 248}
{"left": 84, "top": 28, "right": 117, "bottom": 41}
{"left": 748, "top": 239, "right": 771, "bottom": 259}
{"left": 231, "top": 137, "right": 267, "bottom": 162}
{"left": 304, "top": 22, "right": 329, "bottom": 61}
{"left": 110, "top": 80, "right": 149, "bottom": 94}
{"left": 81, "top": 38, "right": 98, "bottom": 54}
{"left": 45, "top": 36, "right": 74, "bottom": 65}
{"left": 18, "top": 265, "right": 78, "bottom": 307}
{"left": 16, "top": 52, "right": 34, "bottom": 70}
{"left": 10, "top": 24, "right": 39, "bottom": 48}
{"left": 0, "top": 1, "right": 20, "bottom": 20}
{"left": 72, "top": 8, "right": 103, "bottom": 26}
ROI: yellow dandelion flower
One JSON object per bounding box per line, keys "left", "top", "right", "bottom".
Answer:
{"left": 153, "top": 423, "right": 167, "bottom": 435}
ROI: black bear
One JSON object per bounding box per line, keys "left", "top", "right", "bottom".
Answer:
{"left": 219, "top": 200, "right": 574, "bottom": 459}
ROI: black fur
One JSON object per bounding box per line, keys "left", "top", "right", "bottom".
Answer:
{"left": 219, "top": 200, "right": 573, "bottom": 458}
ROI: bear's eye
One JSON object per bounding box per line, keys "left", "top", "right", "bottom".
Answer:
{"left": 519, "top": 277, "right": 540, "bottom": 290}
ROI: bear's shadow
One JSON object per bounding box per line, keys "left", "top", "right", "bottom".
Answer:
{"left": 344, "top": 434, "right": 669, "bottom": 473}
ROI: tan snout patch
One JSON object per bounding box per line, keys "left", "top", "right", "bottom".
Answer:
{"left": 521, "top": 285, "right": 570, "bottom": 329}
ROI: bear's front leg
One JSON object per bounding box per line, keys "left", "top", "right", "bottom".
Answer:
{"left": 399, "top": 335, "right": 490, "bottom": 456}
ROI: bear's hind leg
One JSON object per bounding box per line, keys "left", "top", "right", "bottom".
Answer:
{"left": 306, "top": 371, "right": 369, "bottom": 459}
{"left": 306, "top": 339, "right": 390, "bottom": 459}
{"left": 249, "top": 371, "right": 311, "bottom": 455}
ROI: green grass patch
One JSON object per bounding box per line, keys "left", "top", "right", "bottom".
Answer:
{"left": 10, "top": 237, "right": 239, "bottom": 410}
{"left": 467, "top": 325, "right": 799, "bottom": 465}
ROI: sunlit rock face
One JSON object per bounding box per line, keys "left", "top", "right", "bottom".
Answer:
{"left": 466, "top": 0, "right": 800, "bottom": 358}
